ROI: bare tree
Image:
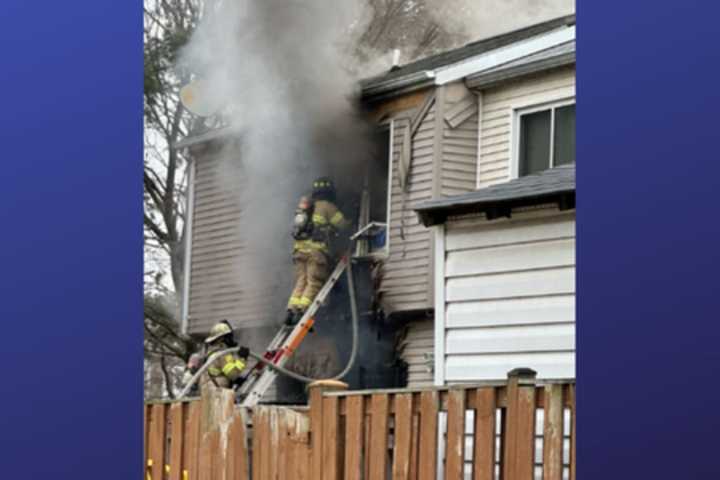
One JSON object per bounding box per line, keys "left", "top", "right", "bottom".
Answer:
{"left": 144, "top": 0, "right": 204, "bottom": 294}
{"left": 355, "top": 0, "right": 467, "bottom": 65}
{"left": 143, "top": 0, "right": 205, "bottom": 398}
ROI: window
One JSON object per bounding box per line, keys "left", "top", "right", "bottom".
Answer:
{"left": 353, "top": 121, "right": 392, "bottom": 258}
{"left": 516, "top": 100, "right": 575, "bottom": 176}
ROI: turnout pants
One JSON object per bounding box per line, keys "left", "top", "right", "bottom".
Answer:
{"left": 287, "top": 250, "right": 329, "bottom": 312}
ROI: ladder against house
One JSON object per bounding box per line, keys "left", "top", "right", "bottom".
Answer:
{"left": 237, "top": 255, "right": 351, "bottom": 407}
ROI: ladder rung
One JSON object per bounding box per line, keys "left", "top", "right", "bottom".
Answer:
{"left": 239, "top": 257, "right": 349, "bottom": 406}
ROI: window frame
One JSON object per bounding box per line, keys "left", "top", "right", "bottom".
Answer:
{"left": 381, "top": 119, "right": 393, "bottom": 257}
{"left": 355, "top": 118, "right": 392, "bottom": 259}
{"left": 511, "top": 97, "right": 576, "bottom": 179}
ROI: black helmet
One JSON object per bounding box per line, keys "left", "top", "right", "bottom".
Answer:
{"left": 312, "top": 176, "right": 336, "bottom": 200}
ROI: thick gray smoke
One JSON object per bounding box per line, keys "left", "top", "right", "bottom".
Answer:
{"left": 180, "top": 0, "right": 375, "bottom": 328}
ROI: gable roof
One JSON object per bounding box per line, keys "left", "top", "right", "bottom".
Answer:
{"left": 414, "top": 164, "right": 575, "bottom": 226}
{"left": 360, "top": 14, "right": 575, "bottom": 101}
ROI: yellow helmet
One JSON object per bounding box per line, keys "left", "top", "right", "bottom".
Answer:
{"left": 204, "top": 321, "right": 233, "bottom": 344}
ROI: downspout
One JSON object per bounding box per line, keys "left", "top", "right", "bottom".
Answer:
{"left": 180, "top": 158, "right": 196, "bottom": 334}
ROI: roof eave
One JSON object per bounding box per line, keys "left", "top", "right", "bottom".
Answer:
{"left": 466, "top": 50, "right": 576, "bottom": 90}
{"left": 172, "top": 127, "right": 235, "bottom": 150}
{"left": 416, "top": 189, "right": 576, "bottom": 227}
{"left": 360, "top": 71, "right": 435, "bottom": 103}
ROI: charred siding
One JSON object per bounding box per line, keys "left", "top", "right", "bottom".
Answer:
{"left": 381, "top": 106, "right": 435, "bottom": 313}
{"left": 399, "top": 317, "right": 435, "bottom": 387}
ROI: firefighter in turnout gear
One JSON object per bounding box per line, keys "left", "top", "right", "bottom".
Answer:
{"left": 201, "top": 320, "right": 250, "bottom": 390}
{"left": 286, "top": 177, "right": 350, "bottom": 325}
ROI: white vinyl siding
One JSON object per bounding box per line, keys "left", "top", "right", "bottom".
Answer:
{"left": 478, "top": 66, "right": 575, "bottom": 188}
{"left": 398, "top": 317, "right": 435, "bottom": 387}
{"left": 441, "top": 209, "right": 576, "bottom": 382}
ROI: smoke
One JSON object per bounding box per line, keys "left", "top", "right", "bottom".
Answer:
{"left": 180, "top": 0, "right": 376, "bottom": 328}
{"left": 426, "top": 0, "right": 574, "bottom": 42}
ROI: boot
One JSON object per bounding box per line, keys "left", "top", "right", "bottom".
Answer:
{"left": 284, "top": 309, "right": 296, "bottom": 326}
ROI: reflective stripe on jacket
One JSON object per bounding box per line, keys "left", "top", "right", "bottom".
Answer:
{"left": 206, "top": 351, "right": 246, "bottom": 388}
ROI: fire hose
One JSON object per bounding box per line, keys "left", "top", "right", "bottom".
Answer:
{"left": 177, "top": 257, "right": 360, "bottom": 399}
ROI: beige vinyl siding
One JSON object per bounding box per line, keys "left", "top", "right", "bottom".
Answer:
{"left": 187, "top": 153, "right": 280, "bottom": 335}
{"left": 441, "top": 93, "right": 479, "bottom": 197}
{"left": 398, "top": 317, "right": 434, "bottom": 387}
{"left": 478, "top": 66, "right": 575, "bottom": 187}
{"left": 381, "top": 107, "right": 435, "bottom": 313}
{"left": 442, "top": 208, "right": 576, "bottom": 382}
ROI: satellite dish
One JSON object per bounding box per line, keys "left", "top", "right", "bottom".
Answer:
{"left": 180, "top": 79, "right": 221, "bottom": 117}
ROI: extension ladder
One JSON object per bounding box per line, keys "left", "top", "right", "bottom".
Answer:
{"left": 237, "top": 255, "right": 350, "bottom": 407}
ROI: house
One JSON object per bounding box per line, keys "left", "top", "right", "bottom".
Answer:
{"left": 360, "top": 14, "right": 576, "bottom": 386}
{"left": 176, "top": 13, "right": 576, "bottom": 396}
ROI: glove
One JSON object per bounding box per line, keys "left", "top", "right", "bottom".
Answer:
{"left": 237, "top": 346, "right": 250, "bottom": 359}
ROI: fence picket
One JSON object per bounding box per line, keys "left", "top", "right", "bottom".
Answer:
{"left": 503, "top": 370, "right": 537, "bottom": 480}
{"left": 148, "top": 404, "right": 167, "bottom": 480}
{"left": 363, "top": 409, "right": 372, "bottom": 480}
{"left": 228, "top": 411, "right": 249, "bottom": 480}
{"left": 310, "top": 387, "right": 324, "bottom": 480}
{"left": 542, "top": 385, "right": 564, "bottom": 480}
{"left": 144, "top": 405, "right": 150, "bottom": 477}
{"left": 185, "top": 402, "right": 201, "bottom": 480}
{"left": 569, "top": 385, "right": 576, "bottom": 480}
{"left": 168, "top": 404, "right": 185, "bottom": 480}
{"left": 277, "top": 409, "right": 289, "bottom": 480}
{"left": 417, "top": 391, "right": 439, "bottom": 480}
{"left": 369, "top": 394, "right": 390, "bottom": 480}
{"left": 472, "top": 388, "right": 496, "bottom": 480}
{"left": 408, "top": 407, "right": 420, "bottom": 480}
{"left": 392, "top": 393, "right": 413, "bottom": 480}
{"left": 198, "top": 431, "right": 212, "bottom": 480}
{"left": 323, "top": 396, "right": 343, "bottom": 480}
{"left": 445, "top": 389, "right": 466, "bottom": 480}
{"left": 344, "top": 396, "right": 364, "bottom": 480}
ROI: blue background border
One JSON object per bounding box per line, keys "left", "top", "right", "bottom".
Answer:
{"left": 578, "top": 1, "right": 720, "bottom": 478}
{"left": 1, "top": 1, "right": 142, "bottom": 478}
{"left": 1, "top": 0, "right": 720, "bottom": 478}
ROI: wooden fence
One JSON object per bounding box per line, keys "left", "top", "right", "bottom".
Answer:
{"left": 144, "top": 369, "right": 575, "bottom": 480}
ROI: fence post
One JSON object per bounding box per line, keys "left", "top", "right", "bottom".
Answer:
{"left": 308, "top": 380, "right": 348, "bottom": 480}
{"left": 502, "top": 368, "right": 537, "bottom": 480}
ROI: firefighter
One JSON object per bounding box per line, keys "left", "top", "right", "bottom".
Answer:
{"left": 201, "top": 320, "right": 250, "bottom": 390}
{"left": 286, "top": 177, "right": 350, "bottom": 325}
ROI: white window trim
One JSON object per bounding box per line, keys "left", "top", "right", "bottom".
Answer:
{"left": 510, "top": 96, "right": 575, "bottom": 179}
{"left": 384, "top": 119, "right": 394, "bottom": 257}
{"left": 361, "top": 119, "right": 393, "bottom": 260}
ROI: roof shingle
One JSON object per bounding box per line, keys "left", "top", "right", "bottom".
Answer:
{"left": 414, "top": 164, "right": 575, "bottom": 226}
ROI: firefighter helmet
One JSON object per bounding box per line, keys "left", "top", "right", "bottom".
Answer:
{"left": 205, "top": 321, "right": 233, "bottom": 344}
{"left": 312, "top": 177, "right": 336, "bottom": 200}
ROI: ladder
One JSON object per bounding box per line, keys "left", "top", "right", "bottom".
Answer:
{"left": 237, "top": 255, "right": 350, "bottom": 407}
